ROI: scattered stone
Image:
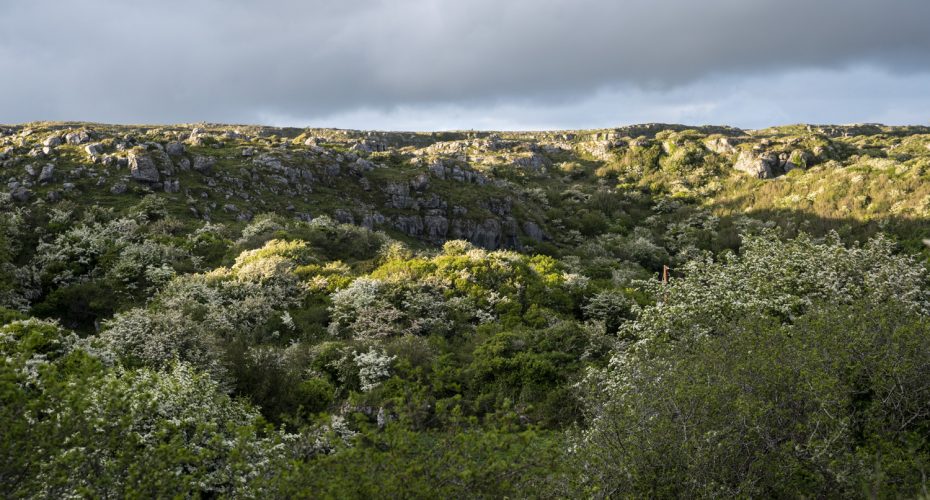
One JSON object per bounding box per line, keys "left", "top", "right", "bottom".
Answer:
{"left": 705, "top": 136, "right": 739, "bottom": 154}
{"left": 188, "top": 128, "right": 204, "bottom": 145}
{"left": 84, "top": 143, "right": 103, "bottom": 157}
{"left": 165, "top": 141, "right": 185, "bottom": 156}
{"left": 193, "top": 155, "right": 215, "bottom": 173}
{"left": 241, "top": 147, "right": 255, "bottom": 157}
{"left": 10, "top": 186, "right": 31, "bottom": 202}
{"left": 110, "top": 182, "right": 128, "bottom": 194}
{"left": 38, "top": 163, "right": 55, "bottom": 184}
{"left": 334, "top": 209, "right": 354, "bottom": 224}
{"left": 128, "top": 151, "right": 160, "bottom": 183}
{"left": 734, "top": 150, "right": 783, "bottom": 179}
{"left": 43, "top": 135, "right": 63, "bottom": 147}
{"left": 65, "top": 130, "right": 91, "bottom": 145}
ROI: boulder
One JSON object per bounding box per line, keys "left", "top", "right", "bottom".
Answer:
{"left": 38, "top": 163, "right": 55, "bottom": 184}
{"left": 165, "top": 141, "right": 185, "bottom": 156}
{"left": 704, "top": 136, "right": 739, "bottom": 154}
{"left": 10, "top": 186, "right": 31, "bottom": 202}
{"left": 43, "top": 135, "right": 63, "bottom": 147}
{"left": 733, "top": 150, "right": 783, "bottom": 179}
{"left": 334, "top": 209, "right": 354, "bottom": 224}
{"left": 193, "top": 155, "right": 215, "bottom": 173}
{"left": 128, "top": 151, "right": 160, "bottom": 183}
{"left": 84, "top": 143, "right": 103, "bottom": 157}
{"left": 512, "top": 153, "right": 549, "bottom": 172}
{"left": 65, "top": 130, "right": 91, "bottom": 144}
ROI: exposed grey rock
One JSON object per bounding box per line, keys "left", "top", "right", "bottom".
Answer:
{"left": 178, "top": 158, "right": 191, "bottom": 171}
{"left": 38, "top": 163, "right": 55, "bottom": 184}
{"left": 84, "top": 143, "right": 103, "bottom": 157}
{"left": 410, "top": 173, "right": 429, "bottom": 191}
{"left": 383, "top": 182, "right": 418, "bottom": 209}
{"left": 128, "top": 151, "right": 160, "bottom": 183}
{"left": 10, "top": 186, "right": 31, "bottom": 202}
{"left": 164, "top": 179, "right": 180, "bottom": 193}
{"left": 393, "top": 215, "right": 423, "bottom": 236}
{"left": 512, "top": 153, "right": 549, "bottom": 172}
{"left": 733, "top": 150, "right": 782, "bottom": 179}
{"left": 470, "top": 218, "right": 502, "bottom": 249}
{"left": 351, "top": 158, "right": 377, "bottom": 173}
{"left": 420, "top": 193, "right": 447, "bottom": 210}
{"left": 241, "top": 147, "right": 255, "bottom": 157}
{"left": 705, "top": 136, "right": 739, "bottom": 154}
{"left": 423, "top": 215, "right": 449, "bottom": 240}
{"left": 24, "top": 164, "right": 36, "bottom": 177}
{"left": 62, "top": 182, "right": 75, "bottom": 192}
{"left": 334, "top": 209, "right": 354, "bottom": 224}
{"left": 522, "top": 221, "right": 545, "bottom": 242}
{"left": 383, "top": 182, "right": 409, "bottom": 197}
{"left": 152, "top": 150, "right": 175, "bottom": 176}
{"left": 188, "top": 128, "right": 204, "bottom": 145}
{"left": 361, "top": 212, "right": 386, "bottom": 229}
{"left": 165, "top": 141, "right": 185, "bottom": 156}
{"left": 43, "top": 135, "right": 63, "bottom": 147}
{"left": 193, "top": 155, "right": 215, "bottom": 173}
{"left": 481, "top": 197, "right": 512, "bottom": 216}
{"left": 65, "top": 130, "right": 91, "bottom": 145}
{"left": 428, "top": 161, "right": 446, "bottom": 179}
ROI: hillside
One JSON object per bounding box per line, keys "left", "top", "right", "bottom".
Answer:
{"left": 2, "top": 121, "right": 930, "bottom": 497}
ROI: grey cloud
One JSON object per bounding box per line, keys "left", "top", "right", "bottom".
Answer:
{"left": 1, "top": 0, "right": 929, "bottom": 126}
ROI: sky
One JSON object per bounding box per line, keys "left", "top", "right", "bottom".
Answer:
{"left": 1, "top": 0, "right": 929, "bottom": 131}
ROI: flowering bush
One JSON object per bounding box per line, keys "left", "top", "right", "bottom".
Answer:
{"left": 353, "top": 348, "right": 395, "bottom": 392}
{"left": 328, "top": 278, "right": 402, "bottom": 340}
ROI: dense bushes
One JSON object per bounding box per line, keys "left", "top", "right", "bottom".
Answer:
{"left": 574, "top": 233, "right": 930, "bottom": 497}
{"left": 3, "top": 126, "right": 930, "bottom": 496}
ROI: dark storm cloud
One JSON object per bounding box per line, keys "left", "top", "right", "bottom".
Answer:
{"left": 1, "top": 0, "right": 929, "bottom": 127}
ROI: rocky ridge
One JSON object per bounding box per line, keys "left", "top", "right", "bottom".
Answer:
{"left": 3, "top": 121, "right": 930, "bottom": 250}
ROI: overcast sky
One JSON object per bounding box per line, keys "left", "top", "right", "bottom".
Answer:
{"left": 1, "top": 0, "right": 929, "bottom": 130}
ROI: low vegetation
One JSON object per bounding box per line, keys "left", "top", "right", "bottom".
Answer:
{"left": 2, "top": 121, "right": 929, "bottom": 497}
